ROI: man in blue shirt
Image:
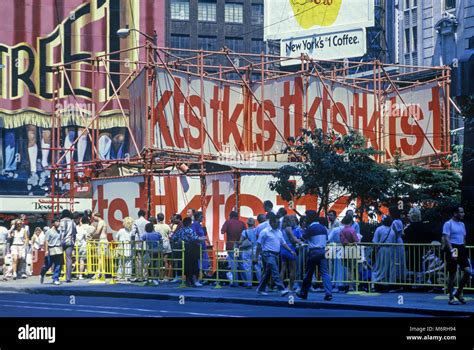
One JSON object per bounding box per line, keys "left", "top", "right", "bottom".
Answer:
{"left": 254, "top": 214, "right": 270, "bottom": 239}
{"left": 254, "top": 213, "right": 294, "bottom": 296}
{"left": 442, "top": 206, "right": 470, "bottom": 305}
{"left": 297, "top": 210, "right": 333, "bottom": 301}
{"left": 251, "top": 214, "right": 267, "bottom": 282}
{"left": 142, "top": 223, "right": 163, "bottom": 285}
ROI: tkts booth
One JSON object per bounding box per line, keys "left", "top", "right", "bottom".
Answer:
{"left": 91, "top": 162, "right": 333, "bottom": 244}
{"left": 0, "top": 1, "right": 451, "bottom": 249}
{"left": 90, "top": 54, "right": 452, "bottom": 245}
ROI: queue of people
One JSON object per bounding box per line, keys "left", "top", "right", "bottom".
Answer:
{"left": 0, "top": 203, "right": 470, "bottom": 305}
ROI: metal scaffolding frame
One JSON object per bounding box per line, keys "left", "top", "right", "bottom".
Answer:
{"left": 45, "top": 41, "right": 452, "bottom": 220}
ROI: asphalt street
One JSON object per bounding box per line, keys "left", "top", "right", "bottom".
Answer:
{"left": 0, "top": 291, "right": 431, "bottom": 317}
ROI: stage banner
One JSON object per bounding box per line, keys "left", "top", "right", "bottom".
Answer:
{"left": 92, "top": 173, "right": 385, "bottom": 240}
{"left": 204, "top": 174, "right": 235, "bottom": 245}
{"left": 153, "top": 175, "right": 202, "bottom": 223}
{"left": 151, "top": 71, "right": 446, "bottom": 163}
{"left": 153, "top": 174, "right": 235, "bottom": 245}
{"left": 153, "top": 69, "right": 244, "bottom": 155}
{"left": 92, "top": 175, "right": 144, "bottom": 237}
{"left": 384, "top": 82, "right": 444, "bottom": 160}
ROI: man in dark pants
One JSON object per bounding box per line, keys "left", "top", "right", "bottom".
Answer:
{"left": 59, "top": 209, "right": 77, "bottom": 283}
{"left": 443, "top": 206, "right": 471, "bottom": 305}
{"left": 254, "top": 213, "right": 294, "bottom": 296}
{"left": 297, "top": 210, "right": 333, "bottom": 301}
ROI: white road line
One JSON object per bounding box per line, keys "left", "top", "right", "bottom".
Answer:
{"left": 0, "top": 303, "right": 161, "bottom": 317}
{"left": 0, "top": 299, "right": 243, "bottom": 318}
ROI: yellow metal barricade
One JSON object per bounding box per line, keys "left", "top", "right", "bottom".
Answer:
{"left": 201, "top": 241, "right": 260, "bottom": 287}
{"left": 40, "top": 240, "right": 471, "bottom": 294}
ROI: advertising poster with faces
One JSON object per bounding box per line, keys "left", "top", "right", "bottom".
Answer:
{"left": 0, "top": 125, "right": 128, "bottom": 196}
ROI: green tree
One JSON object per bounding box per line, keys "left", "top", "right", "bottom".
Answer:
{"left": 270, "top": 128, "right": 347, "bottom": 215}
{"left": 382, "top": 150, "right": 461, "bottom": 209}
{"left": 338, "top": 130, "right": 390, "bottom": 220}
{"left": 270, "top": 128, "right": 387, "bottom": 217}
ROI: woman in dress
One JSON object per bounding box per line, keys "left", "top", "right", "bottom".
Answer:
{"left": 371, "top": 215, "right": 393, "bottom": 288}
{"left": 171, "top": 217, "right": 206, "bottom": 287}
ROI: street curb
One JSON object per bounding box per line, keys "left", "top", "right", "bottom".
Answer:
{"left": 2, "top": 286, "right": 473, "bottom": 317}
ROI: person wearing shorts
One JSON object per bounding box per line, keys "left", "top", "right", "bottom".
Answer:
{"left": 443, "top": 206, "right": 471, "bottom": 305}
{"left": 8, "top": 220, "right": 29, "bottom": 280}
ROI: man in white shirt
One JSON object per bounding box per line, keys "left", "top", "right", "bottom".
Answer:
{"left": 130, "top": 210, "right": 149, "bottom": 282}
{"left": 442, "top": 206, "right": 470, "bottom": 305}
{"left": 254, "top": 213, "right": 295, "bottom": 297}
{"left": 327, "top": 210, "right": 341, "bottom": 231}
{"left": 130, "top": 210, "right": 149, "bottom": 241}
{"left": 18, "top": 214, "right": 31, "bottom": 278}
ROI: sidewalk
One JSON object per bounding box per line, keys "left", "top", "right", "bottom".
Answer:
{"left": 1, "top": 278, "right": 473, "bottom": 316}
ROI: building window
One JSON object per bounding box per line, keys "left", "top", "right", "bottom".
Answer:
{"left": 251, "top": 39, "right": 264, "bottom": 54}
{"left": 225, "top": 3, "right": 244, "bottom": 23}
{"left": 226, "top": 37, "right": 244, "bottom": 52}
{"left": 412, "top": 26, "right": 418, "bottom": 52}
{"left": 198, "top": 1, "right": 216, "bottom": 22}
{"left": 251, "top": 4, "right": 264, "bottom": 25}
{"left": 405, "top": 0, "right": 410, "bottom": 9}
{"left": 198, "top": 36, "right": 217, "bottom": 51}
{"left": 171, "top": 34, "right": 190, "bottom": 49}
{"left": 171, "top": 0, "right": 189, "bottom": 20}
{"left": 404, "top": 28, "right": 411, "bottom": 53}
{"left": 445, "top": 0, "right": 456, "bottom": 10}
{"left": 412, "top": 8, "right": 417, "bottom": 26}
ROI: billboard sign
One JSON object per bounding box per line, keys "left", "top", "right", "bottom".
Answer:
{"left": 264, "top": 0, "right": 375, "bottom": 40}
{"left": 280, "top": 27, "right": 366, "bottom": 64}
{"left": 145, "top": 70, "right": 445, "bottom": 162}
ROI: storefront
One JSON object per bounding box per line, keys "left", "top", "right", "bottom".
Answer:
{"left": 0, "top": 197, "right": 92, "bottom": 230}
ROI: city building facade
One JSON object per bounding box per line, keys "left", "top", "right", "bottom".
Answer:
{"left": 166, "top": 0, "right": 264, "bottom": 68}
{"left": 396, "top": 0, "right": 474, "bottom": 145}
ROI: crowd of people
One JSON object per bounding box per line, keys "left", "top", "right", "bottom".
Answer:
{"left": 0, "top": 202, "right": 470, "bottom": 304}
